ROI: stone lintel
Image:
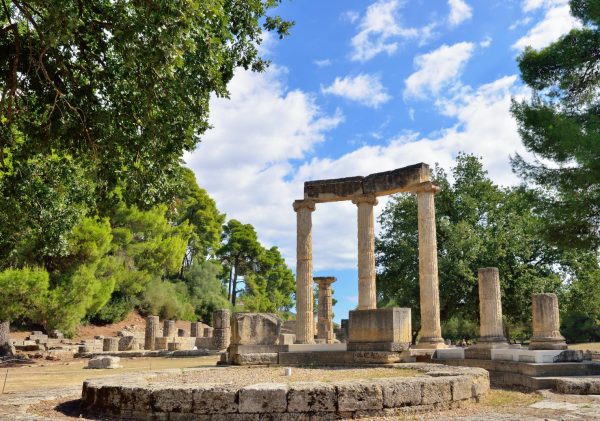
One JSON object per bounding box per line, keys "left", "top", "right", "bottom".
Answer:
{"left": 303, "top": 163, "right": 430, "bottom": 203}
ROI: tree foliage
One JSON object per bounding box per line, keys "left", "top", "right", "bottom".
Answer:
{"left": 376, "top": 154, "right": 591, "bottom": 340}
{"left": 511, "top": 0, "right": 600, "bottom": 248}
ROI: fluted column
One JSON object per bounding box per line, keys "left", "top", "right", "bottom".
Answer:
{"left": 415, "top": 182, "right": 445, "bottom": 348}
{"left": 352, "top": 194, "right": 378, "bottom": 310}
{"left": 478, "top": 268, "right": 507, "bottom": 343}
{"left": 529, "top": 293, "right": 567, "bottom": 350}
{"left": 144, "top": 315, "right": 159, "bottom": 350}
{"left": 315, "top": 277, "right": 336, "bottom": 343}
{"left": 294, "top": 199, "right": 316, "bottom": 344}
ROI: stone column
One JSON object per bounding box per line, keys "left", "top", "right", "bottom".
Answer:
{"left": 190, "top": 322, "right": 201, "bottom": 338}
{"left": 212, "top": 309, "right": 231, "bottom": 350}
{"left": 352, "top": 194, "right": 378, "bottom": 310}
{"left": 529, "top": 293, "right": 567, "bottom": 350}
{"left": 415, "top": 182, "right": 445, "bottom": 348}
{"left": 315, "top": 277, "right": 336, "bottom": 343}
{"left": 144, "top": 315, "right": 159, "bottom": 350}
{"left": 163, "top": 320, "right": 175, "bottom": 338}
{"left": 477, "top": 268, "right": 508, "bottom": 344}
{"left": 294, "top": 199, "right": 316, "bottom": 344}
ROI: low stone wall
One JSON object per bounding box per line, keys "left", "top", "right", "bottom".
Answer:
{"left": 81, "top": 363, "right": 489, "bottom": 420}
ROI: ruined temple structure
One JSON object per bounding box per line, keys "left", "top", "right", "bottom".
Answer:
{"left": 293, "top": 163, "right": 446, "bottom": 349}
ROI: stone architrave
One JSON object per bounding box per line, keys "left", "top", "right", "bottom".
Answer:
{"left": 352, "top": 195, "right": 378, "bottom": 310}
{"left": 414, "top": 182, "right": 446, "bottom": 349}
{"left": 293, "top": 199, "right": 316, "bottom": 344}
{"left": 144, "top": 315, "right": 159, "bottom": 350}
{"left": 163, "top": 320, "right": 175, "bottom": 338}
{"left": 315, "top": 277, "right": 336, "bottom": 343}
{"left": 465, "top": 268, "right": 508, "bottom": 359}
{"left": 529, "top": 293, "right": 567, "bottom": 350}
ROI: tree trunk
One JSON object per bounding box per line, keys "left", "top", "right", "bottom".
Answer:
{"left": 0, "top": 320, "right": 13, "bottom": 357}
{"left": 227, "top": 265, "right": 233, "bottom": 301}
{"left": 232, "top": 269, "right": 238, "bottom": 307}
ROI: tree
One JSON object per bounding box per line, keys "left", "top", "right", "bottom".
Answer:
{"left": 1, "top": 0, "right": 291, "bottom": 206}
{"left": 511, "top": 0, "right": 600, "bottom": 249}
{"left": 217, "top": 220, "right": 263, "bottom": 306}
{"left": 182, "top": 261, "right": 230, "bottom": 323}
{"left": 376, "top": 154, "right": 584, "bottom": 340}
{"left": 241, "top": 246, "right": 295, "bottom": 313}
{"left": 0, "top": 267, "right": 49, "bottom": 356}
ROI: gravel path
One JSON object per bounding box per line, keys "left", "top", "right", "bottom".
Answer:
{"left": 150, "top": 366, "right": 420, "bottom": 387}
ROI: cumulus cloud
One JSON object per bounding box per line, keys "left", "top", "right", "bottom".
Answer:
{"left": 350, "top": 0, "right": 422, "bottom": 62}
{"left": 448, "top": 0, "right": 473, "bottom": 26}
{"left": 341, "top": 10, "right": 360, "bottom": 23}
{"left": 186, "top": 63, "right": 530, "bottom": 271}
{"left": 314, "top": 59, "right": 332, "bottom": 68}
{"left": 513, "top": 0, "right": 580, "bottom": 50}
{"left": 321, "top": 74, "right": 391, "bottom": 108}
{"left": 404, "top": 42, "right": 475, "bottom": 99}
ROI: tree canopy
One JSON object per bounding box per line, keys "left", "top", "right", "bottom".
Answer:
{"left": 511, "top": 0, "right": 600, "bottom": 249}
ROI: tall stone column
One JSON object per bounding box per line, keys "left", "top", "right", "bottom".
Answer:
{"left": 144, "top": 315, "right": 159, "bottom": 350}
{"left": 352, "top": 194, "right": 378, "bottom": 310}
{"left": 315, "top": 277, "right": 336, "bottom": 343}
{"left": 529, "top": 293, "right": 567, "bottom": 350}
{"left": 163, "top": 320, "right": 175, "bottom": 338}
{"left": 294, "top": 199, "right": 316, "bottom": 344}
{"left": 415, "top": 183, "right": 445, "bottom": 348}
{"left": 477, "top": 268, "right": 507, "bottom": 343}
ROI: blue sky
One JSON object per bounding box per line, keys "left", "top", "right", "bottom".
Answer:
{"left": 186, "top": 0, "right": 579, "bottom": 323}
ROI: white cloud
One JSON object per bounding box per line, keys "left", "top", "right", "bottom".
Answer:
{"left": 448, "top": 0, "right": 473, "bottom": 26}
{"left": 404, "top": 42, "right": 475, "bottom": 99}
{"left": 480, "top": 36, "right": 492, "bottom": 48}
{"left": 513, "top": 3, "right": 580, "bottom": 50}
{"left": 341, "top": 10, "right": 360, "bottom": 23}
{"left": 314, "top": 59, "right": 332, "bottom": 68}
{"left": 187, "top": 60, "right": 531, "bottom": 272}
{"left": 509, "top": 17, "right": 532, "bottom": 30}
{"left": 321, "top": 74, "right": 391, "bottom": 108}
{"left": 522, "top": 0, "right": 568, "bottom": 12}
{"left": 350, "top": 0, "right": 420, "bottom": 62}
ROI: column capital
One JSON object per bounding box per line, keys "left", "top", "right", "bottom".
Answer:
{"left": 314, "top": 276, "right": 337, "bottom": 286}
{"left": 352, "top": 194, "right": 378, "bottom": 206}
{"left": 411, "top": 181, "right": 441, "bottom": 195}
{"left": 293, "top": 199, "right": 316, "bottom": 212}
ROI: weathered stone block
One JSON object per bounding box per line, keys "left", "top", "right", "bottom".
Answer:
{"left": 451, "top": 376, "right": 473, "bottom": 401}
{"left": 118, "top": 386, "right": 152, "bottom": 411}
{"left": 192, "top": 385, "right": 238, "bottom": 414}
{"left": 278, "top": 333, "right": 296, "bottom": 345}
{"left": 347, "top": 308, "right": 411, "bottom": 352}
{"left": 231, "top": 352, "right": 278, "bottom": 365}
{"left": 87, "top": 356, "right": 121, "bottom": 369}
{"left": 204, "top": 327, "right": 214, "bottom": 338}
{"left": 177, "top": 329, "right": 187, "bottom": 337}
{"left": 378, "top": 378, "right": 422, "bottom": 407}
{"left": 118, "top": 336, "right": 139, "bottom": 351}
{"left": 190, "top": 322, "right": 203, "bottom": 338}
{"left": 337, "top": 382, "right": 383, "bottom": 411}
{"left": 231, "top": 313, "right": 282, "bottom": 345}
{"left": 103, "top": 337, "right": 119, "bottom": 352}
{"left": 154, "top": 337, "right": 168, "bottom": 350}
{"left": 287, "top": 382, "right": 337, "bottom": 412}
{"left": 168, "top": 342, "right": 182, "bottom": 351}
{"left": 152, "top": 388, "right": 193, "bottom": 413}
{"left": 238, "top": 383, "right": 288, "bottom": 413}
{"left": 421, "top": 377, "right": 452, "bottom": 405}
{"left": 213, "top": 327, "right": 231, "bottom": 350}
{"left": 553, "top": 350, "right": 583, "bottom": 362}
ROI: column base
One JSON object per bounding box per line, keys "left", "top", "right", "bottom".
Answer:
{"left": 415, "top": 337, "right": 447, "bottom": 349}
{"left": 529, "top": 337, "right": 567, "bottom": 350}
{"left": 465, "top": 340, "right": 509, "bottom": 359}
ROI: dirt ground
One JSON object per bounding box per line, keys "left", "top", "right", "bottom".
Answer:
{"left": 3, "top": 356, "right": 600, "bottom": 420}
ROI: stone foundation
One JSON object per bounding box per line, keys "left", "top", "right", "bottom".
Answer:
{"left": 347, "top": 307, "right": 411, "bottom": 352}
{"left": 81, "top": 363, "right": 489, "bottom": 420}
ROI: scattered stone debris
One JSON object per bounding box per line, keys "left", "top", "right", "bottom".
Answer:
{"left": 86, "top": 356, "right": 121, "bottom": 369}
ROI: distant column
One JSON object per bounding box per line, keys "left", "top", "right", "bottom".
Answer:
{"left": 352, "top": 194, "right": 378, "bottom": 310}
{"left": 294, "top": 199, "right": 316, "bottom": 344}
{"left": 102, "top": 337, "right": 118, "bottom": 352}
{"left": 529, "top": 293, "right": 567, "bottom": 350}
{"left": 477, "top": 268, "right": 508, "bottom": 344}
{"left": 163, "top": 320, "right": 175, "bottom": 338}
{"left": 415, "top": 182, "right": 445, "bottom": 349}
{"left": 144, "top": 315, "right": 159, "bottom": 350}
{"left": 315, "top": 277, "right": 336, "bottom": 343}
{"left": 190, "top": 322, "right": 201, "bottom": 338}
{"left": 212, "top": 309, "right": 231, "bottom": 351}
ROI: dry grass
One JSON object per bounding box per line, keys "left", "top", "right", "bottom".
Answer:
{"left": 482, "top": 388, "right": 543, "bottom": 408}
{"left": 0, "top": 355, "right": 219, "bottom": 393}
{"left": 569, "top": 343, "right": 600, "bottom": 352}
{"left": 151, "top": 366, "right": 421, "bottom": 387}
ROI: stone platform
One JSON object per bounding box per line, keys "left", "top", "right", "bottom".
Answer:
{"left": 437, "top": 358, "right": 600, "bottom": 392}
{"left": 81, "top": 363, "right": 489, "bottom": 420}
